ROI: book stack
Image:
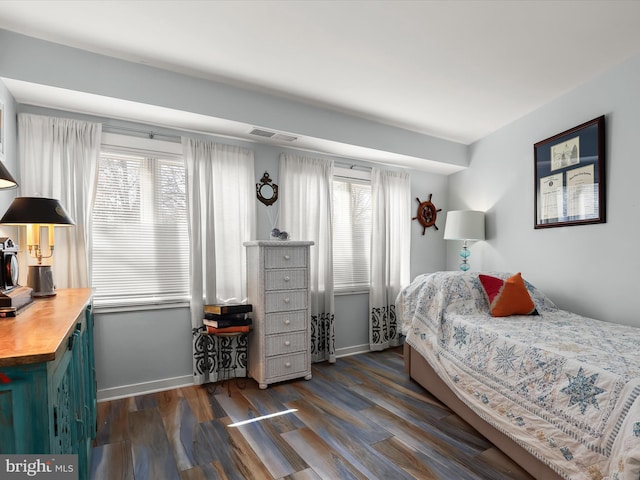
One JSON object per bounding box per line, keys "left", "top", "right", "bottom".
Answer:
{"left": 203, "top": 304, "right": 252, "bottom": 335}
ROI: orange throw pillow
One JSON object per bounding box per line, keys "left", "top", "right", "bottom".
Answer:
{"left": 479, "top": 273, "right": 537, "bottom": 317}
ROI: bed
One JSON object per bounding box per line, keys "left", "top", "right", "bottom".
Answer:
{"left": 397, "top": 271, "right": 640, "bottom": 480}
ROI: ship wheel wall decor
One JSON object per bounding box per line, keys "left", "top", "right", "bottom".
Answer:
{"left": 412, "top": 194, "right": 442, "bottom": 235}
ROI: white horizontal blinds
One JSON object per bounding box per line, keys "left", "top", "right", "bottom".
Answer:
{"left": 332, "top": 178, "right": 372, "bottom": 290}
{"left": 92, "top": 147, "right": 190, "bottom": 307}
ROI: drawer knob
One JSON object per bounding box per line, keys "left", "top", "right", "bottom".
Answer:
{"left": 284, "top": 255, "right": 291, "bottom": 260}
{"left": 285, "top": 362, "right": 291, "bottom": 368}
{"left": 284, "top": 298, "right": 290, "bottom": 304}
{"left": 284, "top": 319, "right": 291, "bottom": 325}
{"left": 285, "top": 341, "right": 291, "bottom": 346}
{"left": 284, "top": 276, "right": 290, "bottom": 282}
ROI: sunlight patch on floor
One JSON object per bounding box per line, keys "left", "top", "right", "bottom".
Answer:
{"left": 227, "top": 408, "right": 298, "bottom": 428}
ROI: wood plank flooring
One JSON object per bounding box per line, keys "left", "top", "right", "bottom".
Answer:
{"left": 90, "top": 347, "right": 533, "bottom": 480}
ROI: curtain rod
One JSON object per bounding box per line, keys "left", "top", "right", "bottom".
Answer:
{"left": 335, "top": 162, "right": 372, "bottom": 171}
{"left": 102, "top": 124, "right": 181, "bottom": 142}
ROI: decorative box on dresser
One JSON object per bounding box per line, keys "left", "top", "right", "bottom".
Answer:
{"left": 0, "top": 289, "right": 95, "bottom": 479}
{"left": 244, "top": 240, "right": 314, "bottom": 389}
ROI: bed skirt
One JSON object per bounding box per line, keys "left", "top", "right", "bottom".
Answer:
{"left": 403, "top": 342, "right": 563, "bottom": 480}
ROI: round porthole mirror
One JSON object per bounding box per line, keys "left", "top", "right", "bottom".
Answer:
{"left": 256, "top": 172, "right": 278, "bottom": 206}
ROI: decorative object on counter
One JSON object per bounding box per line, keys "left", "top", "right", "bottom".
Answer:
{"left": 0, "top": 197, "right": 75, "bottom": 296}
{"left": 534, "top": 115, "right": 605, "bottom": 228}
{"left": 256, "top": 171, "right": 279, "bottom": 206}
{"left": 412, "top": 193, "right": 441, "bottom": 235}
{"left": 443, "top": 210, "right": 485, "bottom": 271}
{"left": 0, "top": 237, "right": 32, "bottom": 309}
{"left": 0, "top": 306, "right": 17, "bottom": 317}
{"left": 271, "top": 228, "right": 289, "bottom": 240}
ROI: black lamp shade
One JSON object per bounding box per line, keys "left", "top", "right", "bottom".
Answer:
{"left": 0, "top": 197, "right": 75, "bottom": 225}
{"left": 0, "top": 162, "right": 18, "bottom": 190}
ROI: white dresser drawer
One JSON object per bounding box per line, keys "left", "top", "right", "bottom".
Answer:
{"left": 245, "top": 241, "right": 313, "bottom": 389}
{"left": 265, "top": 290, "right": 307, "bottom": 313}
{"left": 266, "top": 331, "right": 307, "bottom": 356}
{"left": 265, "top": 311, "right": 307, "bottom": 335}
{"left": 265, "top": 352, "right": 308, "bottom": 378}
{"left": 265, "top": 269, "right": 308, "bottom": 291}
{"left": 264, "top": 247, "right": 307, "bottom": 269}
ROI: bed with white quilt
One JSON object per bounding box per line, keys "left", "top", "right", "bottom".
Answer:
{"left": 398, "top": 271, "right": 640, "bottom": 480}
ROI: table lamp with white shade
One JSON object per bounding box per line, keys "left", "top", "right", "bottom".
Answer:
{"left": 443, "top": 210, "right": 485, "bottom": 271}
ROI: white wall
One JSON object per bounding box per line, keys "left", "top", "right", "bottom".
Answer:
{"left": 448, "top": 53, "right": 640, "bottom": 328}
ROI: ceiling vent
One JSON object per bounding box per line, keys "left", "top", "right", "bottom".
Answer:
{"left": 272, "top": 133, "right": 298, "bottom": 142}
{"left": 249, "top": 128, "right": 297, "bottom": 142}
{"left": 249, "top": 128, "right": 275, "bottom": 138}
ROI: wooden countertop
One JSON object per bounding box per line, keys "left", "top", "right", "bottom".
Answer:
{"left": 0, "top": 288, "right": 93, "bottom": 368}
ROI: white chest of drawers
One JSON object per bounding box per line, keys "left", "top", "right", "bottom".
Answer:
{"left": 244, "top": 240, "right": 314, "bottom": 389}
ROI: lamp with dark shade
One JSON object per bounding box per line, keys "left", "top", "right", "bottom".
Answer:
{"left": 0, "top": 197, "right": 75, "bottom": 296}
{"left": 443, "top": 210, "right": 485, "bottom": 271}
{"left": 0, "top": 161, "right": 18, "bottom": 190}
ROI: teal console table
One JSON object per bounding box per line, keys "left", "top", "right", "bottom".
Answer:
{"left": 0, "top": 289, "right": 95, "bottom": 479}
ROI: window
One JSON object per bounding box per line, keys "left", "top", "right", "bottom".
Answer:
{"left": 92, "top": 133, "right": 189, "bottom": 308}
{"left": 332, "top": 168, "right": 372, "bottom": 291}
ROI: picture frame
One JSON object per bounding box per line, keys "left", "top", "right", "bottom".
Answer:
{"left": 534, "top": 115, "right": 605, "bottom": 228}
{"left": 0, "top": 102, "right": 4, "bottom": 161}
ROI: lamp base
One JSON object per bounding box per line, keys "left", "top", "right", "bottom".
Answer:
{"left": 459, "top": 241, "right": 471, "bottom": 271}
{"left": 27, "top": 265, "right": 56, "bottom": 297}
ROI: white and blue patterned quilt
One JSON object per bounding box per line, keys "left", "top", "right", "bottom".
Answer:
{"left": 398, "top": 271, "right": 640, "bottom": 480}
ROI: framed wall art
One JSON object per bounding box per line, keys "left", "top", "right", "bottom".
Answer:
{"left": 534, "top": 115, "right": 605, "bottom": 228}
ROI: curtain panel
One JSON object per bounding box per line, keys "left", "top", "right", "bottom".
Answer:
{"left": 17, "top": 113, "right": 102, "bottom": 288}
{"left": 183, "top": 137, "right": 256, "bottom": 385}
{"left": 369, "top": 168, "right": 411, "bottom": 351}
{"left": 279, "top": 154, "right": 335, "bottom": 363}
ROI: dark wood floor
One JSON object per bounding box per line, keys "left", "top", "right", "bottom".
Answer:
{"left": 90, "top": 347, "right": 533, "bottom": 480}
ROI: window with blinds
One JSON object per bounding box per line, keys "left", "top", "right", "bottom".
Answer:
{"left": 92, "top": 134, "right": 189, "bottom": 308}
{"left": 332, "top": 169, "right": 372, "bottom": 291}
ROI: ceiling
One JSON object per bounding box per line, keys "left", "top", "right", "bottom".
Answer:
{"left": 1, "top": 0, "right": 640, "bottom": 160}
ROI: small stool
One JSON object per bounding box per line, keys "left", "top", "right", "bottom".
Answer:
{"left": 208, "top": 331, "right": 248, "bottom": 397}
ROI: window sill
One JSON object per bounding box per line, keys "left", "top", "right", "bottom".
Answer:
{"left": 334, "top": 288, "right": 369, "bottom": 296}
{"left": 93, "top": 300, "right": 190, "bottom": 314}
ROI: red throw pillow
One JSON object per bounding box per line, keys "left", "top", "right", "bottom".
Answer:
{"left": 479, "top": 273, "right": 537, "bottom": 317}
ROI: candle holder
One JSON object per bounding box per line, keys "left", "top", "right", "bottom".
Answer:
{"left": 0, "top": 197, "right": 75, "bottom": 296}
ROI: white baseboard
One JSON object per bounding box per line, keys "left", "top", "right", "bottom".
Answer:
{"left": 97, "top": 375, "right": 194, "bottom": 402}
{"left": 335, "top": 343, "right": 370, "bottom": 358}
{"left": 98, "top": 346, "right": 371, "bottom": 402}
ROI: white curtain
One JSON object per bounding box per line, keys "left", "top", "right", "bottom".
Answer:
{"left": 17, "top": 113, "right": 102, "bottom": 288}
{"left": 369, "top": 168, "right": 411, "bottom": 351}
{"left": 279, "top": 154, "right": 335, "bottom": 363}
{"left": 183, "top": 137, "right": 256, "bottom": 385}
